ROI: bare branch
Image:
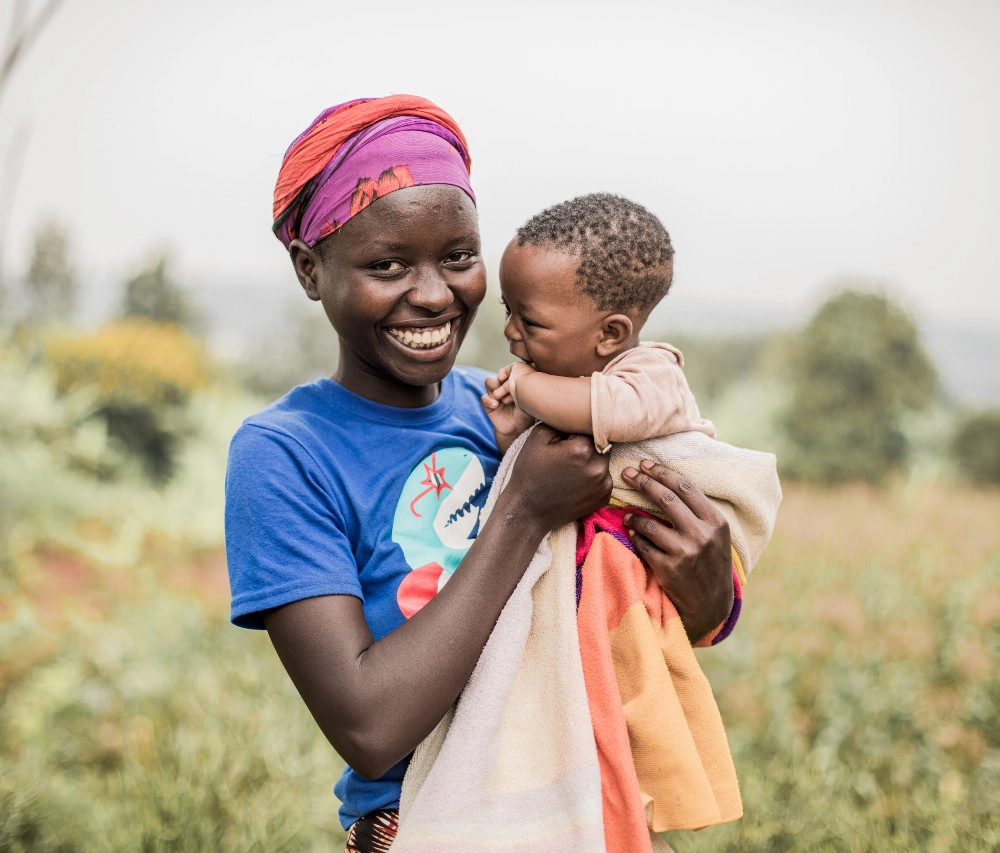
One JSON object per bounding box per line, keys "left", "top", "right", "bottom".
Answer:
{"left": 0, "top": 121, "right": 31, "bottom": 275}
{"left": 0, "top": 0, "right": 65, "bottom": 107}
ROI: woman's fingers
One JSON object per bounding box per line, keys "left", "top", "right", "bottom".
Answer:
{"left": 622, "top": 460, "right": 724, "bottom": 531}
{"left": 621, "top": 460, "right": 733, "bottom": 642}
{"left": 623, "top": 509, "right": 681, "bottom": 553}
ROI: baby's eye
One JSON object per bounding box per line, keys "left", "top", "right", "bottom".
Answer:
{"left": 499, "top": 297, "right": 511, "bottom": 317}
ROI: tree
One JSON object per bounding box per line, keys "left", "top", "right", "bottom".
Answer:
{"left": 781, "top": 288, "right": 936, "bottom": 484}
{"left": 951, "top": 409, "right": 1000, "bottom": 487}
{"left": 0, "top": 0, "right": 65, "bottom": 320}
{"left": 22, "top": 218, "right": 75, "bottom": 324}
{"left": 120, "top": 252, "right": 201, "bottom": 333}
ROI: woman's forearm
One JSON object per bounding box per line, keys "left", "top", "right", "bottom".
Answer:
{"left": 266, "top": 490, "right": 549, "bottom": 779}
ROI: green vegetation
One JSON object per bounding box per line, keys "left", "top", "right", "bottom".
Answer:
{"left": 1, "top": 276, "right": 998, "bottom": 849}
{"left": 666, "top": 485, "right": 1000, "bottom": 852}
{"left": 779, "top": 289, "right": 937, "bottom": 484}
{"left": 951, "top": 409, "right": 1000, "bottom": 486}
{"left": 120, "top": 252, "right": 203, "bottom": 334}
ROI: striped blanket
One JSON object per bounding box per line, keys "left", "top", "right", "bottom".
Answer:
{"left": 394, "top": 430, "right": 781, "bottom": 852}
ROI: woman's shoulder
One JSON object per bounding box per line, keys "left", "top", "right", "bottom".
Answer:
{"left": 450, "top": 364, "right": 491, "bottom": 393}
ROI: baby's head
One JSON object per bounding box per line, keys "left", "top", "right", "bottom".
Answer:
{"left": 499, "top": 193, "right": 674, "bottom": 377}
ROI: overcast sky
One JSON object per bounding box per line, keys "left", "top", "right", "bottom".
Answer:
{"left": 2, "top": 0, "right": 998, "bottom": 332}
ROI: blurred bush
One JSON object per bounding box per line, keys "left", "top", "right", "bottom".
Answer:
{"left": 45, "top": 318, "right": 208, "bottom": 407}
{"left": 43, "top": 319, "right": 210, "bottom": 481}
{"left": 665, "top": 483, "right": 1000, "bottom": 852}
{"left": 780, "top": 289, "right": 937, "bottom": 484}
{"left": 0, "top": 589, "right": 346, "bottom": 851}
{"left": 951, "top": 409, "right": 1000, "bottom": 486}
{"left": 119, "top": 252, "right": 202, "bottom": 334}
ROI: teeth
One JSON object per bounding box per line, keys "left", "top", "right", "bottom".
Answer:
{"left": 388, "top": 321, "right": 452, "bottom": 349}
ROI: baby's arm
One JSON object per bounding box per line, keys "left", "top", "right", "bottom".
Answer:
{"left": 491, "top": 362, "right": 594, "bottom": 437}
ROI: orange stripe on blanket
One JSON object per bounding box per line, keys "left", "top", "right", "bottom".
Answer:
{"left": 578, "top": 531, "right": 742, "bottom": 850}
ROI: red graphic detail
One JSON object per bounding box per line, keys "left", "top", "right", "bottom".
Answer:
{"left": 397, "top": 562, "right": 444, "bottom": 618}
{"left": 350, "top": 165, "right": 416, "bottom": 218}
{"left": 408, "top": 452, "right": 452, "bottom": 517}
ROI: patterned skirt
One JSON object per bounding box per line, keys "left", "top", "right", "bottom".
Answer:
{"left": 345, "top": 808, "right": 399, "bottom": 853}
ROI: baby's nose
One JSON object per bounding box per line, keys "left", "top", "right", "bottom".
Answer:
{"left": 503, "top": 315, "right": 520, "bottom": 341}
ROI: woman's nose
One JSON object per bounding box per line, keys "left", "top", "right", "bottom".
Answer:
{"left": 407, "top": 267, "right": 453, "bottom": 312}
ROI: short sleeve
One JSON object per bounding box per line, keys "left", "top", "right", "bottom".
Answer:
{"left": 590, "top": 347, "right": 715, "bottom": 452}
{"left": 225, "top": 423, "right": 361, "bottom": 629}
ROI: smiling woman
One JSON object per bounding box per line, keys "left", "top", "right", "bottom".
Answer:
{"left": 224, "top": 95, "right": 735, "bottom": 853}
{"left": 290, "top": 185, "right": 485, "bottom": 408}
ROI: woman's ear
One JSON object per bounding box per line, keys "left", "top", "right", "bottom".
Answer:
{"left": 596, "top": 313, "right": 634, "bottom": 357}
{"left": 289, "top": 239, "right": 322, "bottom": 301}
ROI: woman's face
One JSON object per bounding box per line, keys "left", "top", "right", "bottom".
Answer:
{"left": 294, "top": 185, "right": 486, "bottom": 408}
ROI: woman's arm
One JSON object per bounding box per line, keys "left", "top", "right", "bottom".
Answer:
{"left": 263, "top": 425, "right": 612, "bottom": 779}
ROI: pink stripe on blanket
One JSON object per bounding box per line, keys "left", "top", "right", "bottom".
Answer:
{"left": 575, "top": 507, "right": 742, "bottom": 645}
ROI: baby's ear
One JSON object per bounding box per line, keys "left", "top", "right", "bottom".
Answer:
{"left": 596, "top": 313, "right": 634, "bottom": 357}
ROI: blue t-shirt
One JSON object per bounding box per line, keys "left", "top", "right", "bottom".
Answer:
{"left": 225, "top": 368, "right": 500, "bottom": 829}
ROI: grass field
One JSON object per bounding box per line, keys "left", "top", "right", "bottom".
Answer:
{"left": 2, "top": 482, "right": 998, "bottom": 851}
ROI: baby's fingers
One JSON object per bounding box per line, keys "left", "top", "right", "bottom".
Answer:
{"left": 481, "top": 394, "right": 499, "bottom": 411}
{"left": 496, "top": 364, "right": 513, "bottom": 383}
{"left": 492, "top": 380, "right": 512, "bottom": 401}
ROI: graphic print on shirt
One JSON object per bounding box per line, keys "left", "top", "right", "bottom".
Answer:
{"left": 392, "top": 447, "right": 490, "bottom": 617}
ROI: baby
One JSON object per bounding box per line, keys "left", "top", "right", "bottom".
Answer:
{"left": 482, "top": 192, "right": 715, "bottom": 459}
{"left": 478, "top": 193, "right": 781, "bottom": 837}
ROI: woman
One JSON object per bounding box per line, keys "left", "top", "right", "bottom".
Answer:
{"left": 225, "top": 95, "right": 734, "bottom": 851}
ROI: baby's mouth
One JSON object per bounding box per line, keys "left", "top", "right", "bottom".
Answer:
{"left": 387, "top": 320, "right": 453, "bottom": 350}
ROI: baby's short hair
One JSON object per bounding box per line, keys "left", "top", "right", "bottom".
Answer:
{"left": 515, "top": 193, "right": 674, "bottom": 314}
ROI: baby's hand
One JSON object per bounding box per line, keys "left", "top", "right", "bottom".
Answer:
{"left": 492, "top": 362, "right": 536, "bottom": 405}
{"left": 483, "top": 367, "right": 535, "bottom": 444}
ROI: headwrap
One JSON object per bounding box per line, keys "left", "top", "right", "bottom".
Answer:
{"left": 272, "top": 95, "right": 475, "bottom": 249}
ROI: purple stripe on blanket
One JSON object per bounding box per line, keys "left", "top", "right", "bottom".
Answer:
{"left": 710, "top": 594, "right": 742, "bottom": 645}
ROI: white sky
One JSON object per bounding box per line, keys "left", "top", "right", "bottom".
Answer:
{"left": 2, "top": 0, "right": 999, "bottom": 331}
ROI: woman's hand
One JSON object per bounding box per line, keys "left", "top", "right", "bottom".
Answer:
{"left": 621, "top": 460, "right": 733, "bottom": 643}
{"left": 501, "top": 423, "right": 612, "bottom": 534}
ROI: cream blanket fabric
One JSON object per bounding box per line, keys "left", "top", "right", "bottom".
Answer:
{"left": 394, "top": 429, "right": 605, "bottom": 851}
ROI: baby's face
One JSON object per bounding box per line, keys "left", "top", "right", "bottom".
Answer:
{"left": 498, "top": 241, "right": 608, "bottom": 377}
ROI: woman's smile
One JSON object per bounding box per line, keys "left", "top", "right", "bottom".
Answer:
{"left": 385, "top": 318, "right": 454, "bottom": 352}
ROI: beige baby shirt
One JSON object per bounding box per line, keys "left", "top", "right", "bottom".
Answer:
{"left": 590, "top": 342, "right": 716, "bottom": 454}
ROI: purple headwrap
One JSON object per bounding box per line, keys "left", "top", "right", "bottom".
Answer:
{"left": 273, "top": 100, "right": 476, "bottom": 249}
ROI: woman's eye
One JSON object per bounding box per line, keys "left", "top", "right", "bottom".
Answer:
{"left": 445, "top": 250, "right": 476, "bottom": 265}
{"left": 369, "top": 260, "right": 404, "bottom": 273}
